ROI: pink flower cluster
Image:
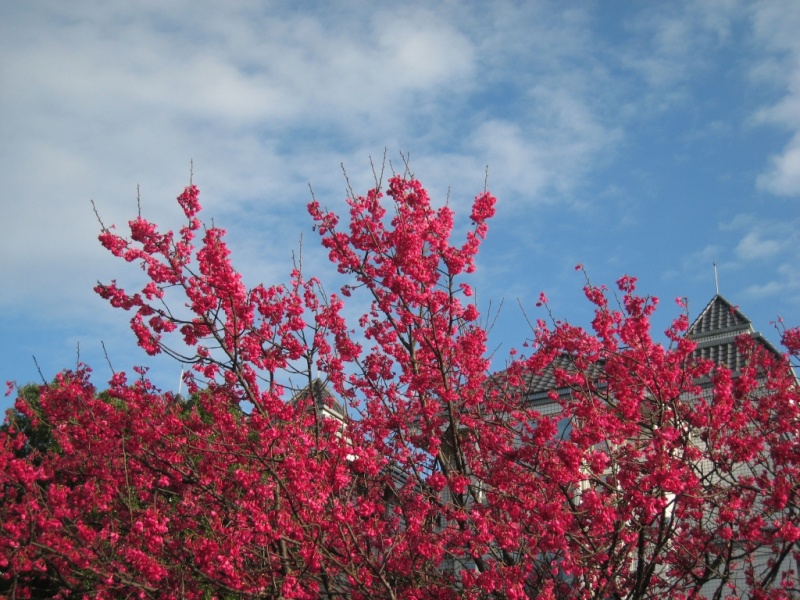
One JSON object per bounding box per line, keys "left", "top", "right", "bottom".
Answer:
{"left": 2, "top": 176, "right": 799, "bottom": 598}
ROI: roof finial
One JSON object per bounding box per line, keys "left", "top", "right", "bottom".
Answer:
{"left": 713, "top": 260, "right": 719, "bottom": 295}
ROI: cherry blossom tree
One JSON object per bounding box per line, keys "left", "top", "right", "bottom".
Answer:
{"left": 2, "top": 172, "right": 798, "bottom": 599}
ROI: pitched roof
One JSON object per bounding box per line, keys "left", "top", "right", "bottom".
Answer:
{"left": 290, "top": 378, "right": 347, "bottom": 421}
{"left": 501, "top": 295, "right": 782, "bottom": 402}
{"left": 499, "top": 353, "right": 606, "bottom": 405}
{"left": 687, "top": 294, "right": 781, "bottom": 374}
{"left": 687, "top": 294, "right": 751, "bottom": 338}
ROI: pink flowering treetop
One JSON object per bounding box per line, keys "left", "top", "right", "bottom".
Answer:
{"left": 1, "top": 172, "right": 799, "bottom": 599}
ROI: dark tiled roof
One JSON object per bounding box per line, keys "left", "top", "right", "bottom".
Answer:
{"left": 496, "top": 296, "right": 781, "bottom": 402}
{"left": 687, "top": 294, "right": 781, "bottom": 375}
{"left": 290, "top": 378, "right": 347, "bottom": 420}
{"left": 687, "top": 294, "right": 751, "bottom": 338}
{"left": 506, "top": 354, "right": 606, "bottom": 404}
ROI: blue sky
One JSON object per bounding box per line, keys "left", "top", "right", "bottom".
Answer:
{"left": 2, "top": 1, "right": 799, "bottom": 412}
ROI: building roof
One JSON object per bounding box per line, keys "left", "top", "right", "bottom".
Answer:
{"left": 514, "top": 353, "right": 605, "bottom": 402}
{"left": 289, "top": 378, "right": 347, "bottom": 421}
{"left": 687, "top": 294, "right": 781, "bottom": 374}
{"left": 501, "top": 295, "right": 782, "bottom": 402}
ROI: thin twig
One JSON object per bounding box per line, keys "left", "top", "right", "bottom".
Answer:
{"left": 90, "top": 199, "right": 107, "bottom": 231}
{"left": 32, "top": 355, "right": 47, "bottom": 384}
{"left": 399, "top": 150, "right": 414, "bottom": 179}
{"left": 369, "top": 149, "right": 387, "bottom": 190}
{"left": 341, "top": 163, "right": 357, "bottom": 201}
{"left": 101, "top": 341, "right": 116, "bottom": 375}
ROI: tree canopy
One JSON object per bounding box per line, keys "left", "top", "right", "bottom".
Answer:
{"left": 2, "top": 174, "right": 799, "bottom": 599}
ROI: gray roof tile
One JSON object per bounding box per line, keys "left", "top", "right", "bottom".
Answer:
{"left": 290, "top": 378, "right": 347, "bottom": 420}
{"left": 687, "top": 295, "right": 780, "bottom": 375}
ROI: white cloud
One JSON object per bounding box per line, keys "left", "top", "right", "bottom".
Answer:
{"left": 723, "top": 214, "right": 796, "bottom": 260}
{"left": 613, "top": 1, "right": 745, "bottom": 115}
{"left": 717, "top": 215, "right": 800, "bottom": 300}
{"left": 742, "top": 280, "right": 784, "bottom": 298}
{"left": 756, "top": 133, "right": 800, "bottom": 196}
{"left": 0, "top": 1, "right": 482, "bottom": 319}
{"left": 748, "top": 1, "right": 800, "bottom": 196}
{"left": 735, "top": 231, "right": 783, "bottom": 260}
{"left": 463, "top": 85, "right": 620, "bottom": 205}
{"left": 741, "top": 262, "right": 800, "bottom": 301}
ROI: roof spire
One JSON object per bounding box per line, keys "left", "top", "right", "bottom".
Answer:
{"left": 713, "top": 260, "right": 719, "bottom": 295}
